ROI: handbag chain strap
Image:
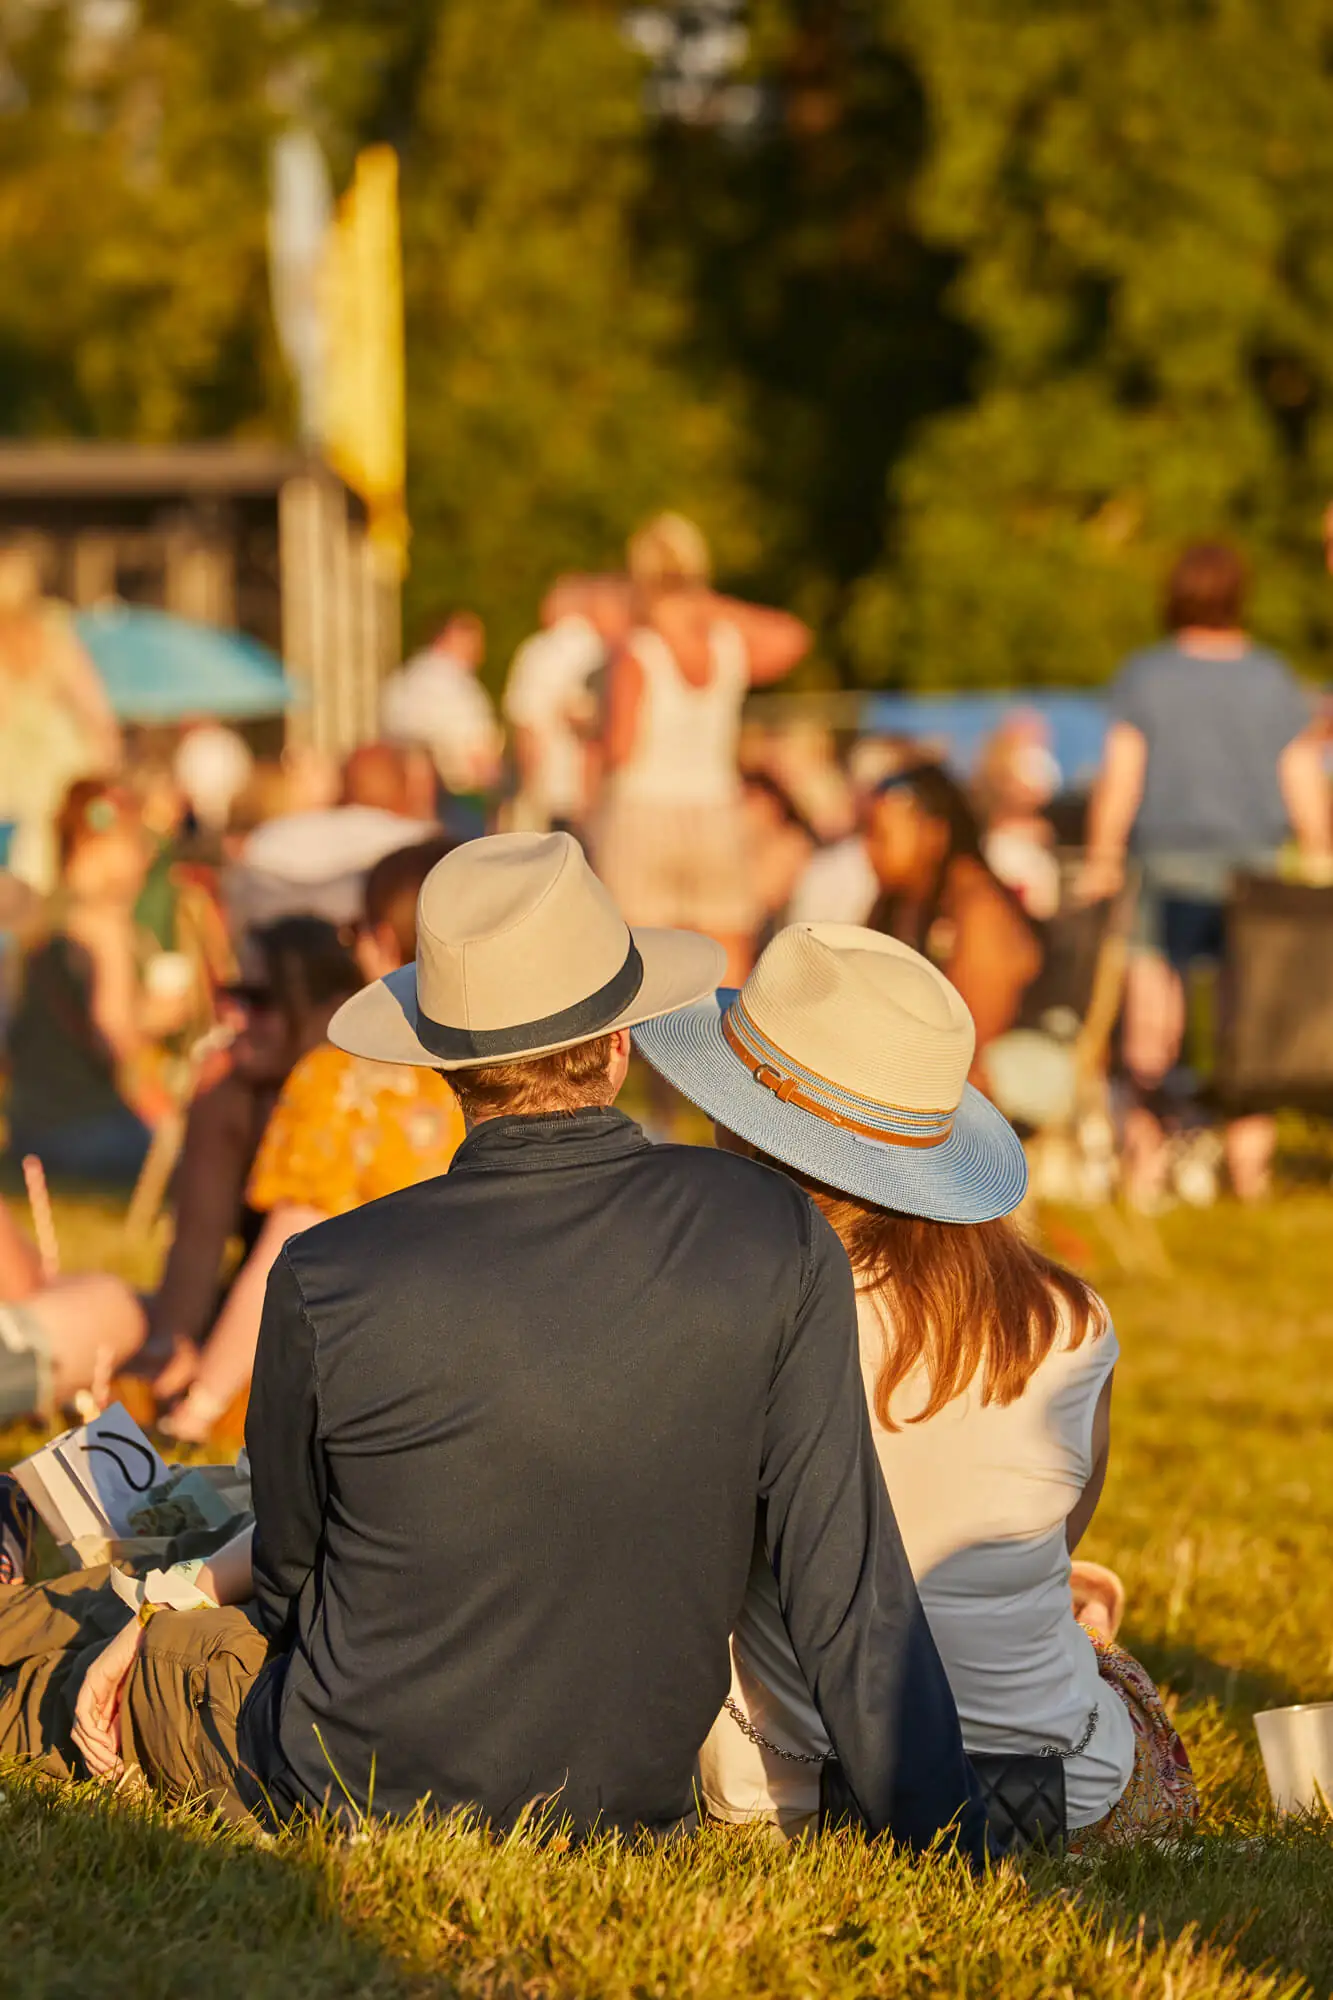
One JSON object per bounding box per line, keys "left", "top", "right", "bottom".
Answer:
{"left": 724, "top": 1697, "right": 1100, "bottom": 1766}
{"left": 723, "top": 1696, "right": 833, "bottom": 1765}
{"left": 1040, "top": 1703, "right": 1100, "bottom": 1760}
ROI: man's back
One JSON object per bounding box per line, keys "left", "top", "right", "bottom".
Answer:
{"left": 242, "top": 1107, "right": 982, "bottom": 1851}
{"left": 244, "top": 1113, "right": 813, "bottom": 1828}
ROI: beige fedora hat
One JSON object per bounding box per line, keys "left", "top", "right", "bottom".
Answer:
{"left": 329, "top": 830, "right": 725, "bottom": 1071}
{"left": 633, "top": 923, "right": 1027, "bottom": 1223}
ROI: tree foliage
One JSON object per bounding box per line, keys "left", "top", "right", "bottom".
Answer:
{"left": 0, "top": 0, "right": 289, "bottom": 440}
{"left": 852, "top": 0, "right": 1333, "bottom": 687}
{"left": 4, "top": 0, "right": 1333, "bottom": 688}
{"left": 395, "top": 0, "right": 748, "bottom": 666}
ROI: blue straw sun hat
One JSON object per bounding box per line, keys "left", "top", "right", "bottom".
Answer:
{"left": 632, "top": 922, "right": 1028, "bottom": 1225}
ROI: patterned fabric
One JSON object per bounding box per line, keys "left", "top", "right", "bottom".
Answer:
{"left": 1066, "top": 1627, "right": 1198, "bottom": 1849}
{"left": 0, "top": 1473, "right": 36, "bottom": 1588}
{"left": 247, "top": 1042, "right": 465, "bottom": 1218}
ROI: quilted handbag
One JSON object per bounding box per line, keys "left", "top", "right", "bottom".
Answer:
{"left": 819, "top": 1750, "right": 1066, "bottom": 1854}
{"left": 970, "top": 1751, "right": 1066, "bottom": 1854}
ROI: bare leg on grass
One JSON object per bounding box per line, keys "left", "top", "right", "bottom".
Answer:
{"left": 24, "top": 1276, "right": 147, "bottom": 1407}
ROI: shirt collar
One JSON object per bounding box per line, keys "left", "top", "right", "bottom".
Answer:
{"left": 449, "top": 1105, "right": 651, "bottom": 1175}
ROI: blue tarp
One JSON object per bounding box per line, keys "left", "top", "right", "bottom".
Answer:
{"left": 862, "top": 691, "right": 1109, "bottom": 790}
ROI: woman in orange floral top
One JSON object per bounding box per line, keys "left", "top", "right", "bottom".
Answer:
{"left": 162, "top": 839, "right": 462, "bottom": 1443}
{"left": 246, "top": 1035, "right": 464, "bottom": 1217}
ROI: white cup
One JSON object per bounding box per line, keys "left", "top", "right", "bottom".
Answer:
{"left": 1253, "top": 1702, "right": 1333, "bottom": 1814}
{"left": 144, "top": 951, "right": 195, "bottom": 1002}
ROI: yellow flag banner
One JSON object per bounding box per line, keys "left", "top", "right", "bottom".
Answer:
{"left": 320, "top": 145, "right": 409, "bottom": 577}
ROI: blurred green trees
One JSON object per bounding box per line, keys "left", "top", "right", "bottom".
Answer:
{"left": 0, "top": 0, "right": 290, "bottom": 439}
{"left": 396, "top": 0, "right": 749, "bottom": 667}
{"left": 850, "top": 0, "right": 1333, "bottom": 689}
{"left": 4, "top": 0, "right": 1333, "bottom": 687}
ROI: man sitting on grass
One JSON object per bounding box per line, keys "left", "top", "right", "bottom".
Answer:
{"left": 0, "top": 833, "right": 985, "bottom": 1859}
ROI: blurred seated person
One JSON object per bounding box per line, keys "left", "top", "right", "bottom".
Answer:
{"left": 740, "top": 771, "right": 818, "bottom": 955}
{"left": 6, "top": 781, "right": 199, "bottom": 1184}
{"left": 867, "top": 763, "right": 1042, "bottom": 1096}
{"left": 127, "top": 749, "right": 236, "bottom": 1040}
{"left": 973, "top": 714, "right": 1062, "bottom": 922}
{"left": 0, "top": 1194, "right": 144, "bottom": 1425}
{"left": 146, "top": 916, "right": 363, "bottom": 1398}
{"left": 0, "top": 920, "right": 361, "bottom": 1426}
{"left": 223, "top": 743, "right": 437, "bottom": 933}
{"left": 785, "top": 737, "right": 921, "bottom": 929}
{"left": 380, "top": 613, "right": 502, "bottom": 837}
{"left": 160, "top": 837, "right": 465, "bottom": 1444}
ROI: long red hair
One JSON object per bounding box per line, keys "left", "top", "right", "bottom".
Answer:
{"left": 763, "top": 1155, "right": 1104, "bottom": 1430}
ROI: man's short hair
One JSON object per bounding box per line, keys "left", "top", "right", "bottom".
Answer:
{"left": 448, "top": 1034, "right": 617, "bottom": 1123}
{"left": 1164, "top": 542, "right": 1247, "bottom": 632}
{"left": 363, "top": 836, "right": 455, "bottom": 965}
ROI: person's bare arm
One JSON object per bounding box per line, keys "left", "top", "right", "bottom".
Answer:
{"left": 708, "top": 596, "right": 813, "bottom": 686}
{"left": 1278, "top": 730, "right": 1333, "bottom": 868}
{"left": 510, "top": 722, "right": 543, "bottom": 795}
{"left": 1082, "top": 721, "right": 1147, "bottom": 897}
{"left": 70, "top": 905, "right": 193, "bottom": 1052}
{"left": 1067, "top": 1372, "right": 1113, "bottom": 1553}
{"left": 946, "top": 879, "right": 1042, "bottom": 1080}
{"left": 602, "top": 648, "right": 645, "bottom": 773}
{"left": 196, "top": 1522, "right": 256, "bottom": 1607}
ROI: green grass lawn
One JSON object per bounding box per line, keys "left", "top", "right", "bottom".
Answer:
{"left": 3, "top": 1193, "right": 1333, "bottom": 1998}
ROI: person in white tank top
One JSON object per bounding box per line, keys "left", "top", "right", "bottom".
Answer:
{"left": 588, "top": 513, "right": 811, "bottom": 985}
{"left": 632, "top": 922, "right": 1199, "bottom": 1849}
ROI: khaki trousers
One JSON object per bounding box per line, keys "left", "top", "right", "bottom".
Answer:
{"left": 0, "top": 1566, "right": 267, "bottom": 1821}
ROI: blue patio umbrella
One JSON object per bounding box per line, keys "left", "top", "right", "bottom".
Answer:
{"left": 74, "top": 605, "right": 297, "bottom": 722}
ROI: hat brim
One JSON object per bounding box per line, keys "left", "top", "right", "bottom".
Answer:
{"left": 633, "top": 991, "right": 1028, "bottom": 1225}
{"left": 328, "top": 928, "right": 726, "bottom": 1071}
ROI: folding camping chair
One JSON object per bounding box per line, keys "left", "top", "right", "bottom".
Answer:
{"left": 1215, "top": 873, "right": 1333, "bottom": 1120}
{"left": 1009, "top": 855, "right": 1175, "bottom": 1270}
{"left": 1010, "top": 852, "right": 1132, "bottom": 1197}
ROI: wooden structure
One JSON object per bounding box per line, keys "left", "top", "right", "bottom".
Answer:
{"left": 0, "top": 443, "right": 400, "bottom": 754}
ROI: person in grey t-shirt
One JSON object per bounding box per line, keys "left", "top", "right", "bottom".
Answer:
{"left": 1083, "top": 541, "right": 1330, "bottom": 1203}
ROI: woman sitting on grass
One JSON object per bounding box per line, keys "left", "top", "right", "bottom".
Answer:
{"left": 6, "top": 779, "right": 200, "bottom": 1186}
{"left": 634, "top": 922, "right": 1198, "bottom": 1848}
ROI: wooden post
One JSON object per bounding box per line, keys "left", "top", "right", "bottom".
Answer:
{"left": 71, "top": 533, "right": 118, "bottom": 607}
{"left": 165, "top": 530, "right": 236, "bottom": 627}
{"left": 326, "top": 481, "right": 357, "bottom": 756}
{"left": 280, "top": 468, "right": 397, "bottom": 755}
{"left": 279, "top": 472, "right": 324, "bottom": 750}
{"left": 355, "top": 529, "right": 385, "bottom": 742}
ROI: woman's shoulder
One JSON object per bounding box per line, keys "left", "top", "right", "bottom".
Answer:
{"left": 275, "top": 1040, "right": 352, "bottom": 1110}
{"left": 859, "top": 1275, "right": 1116, "bottom": 1427}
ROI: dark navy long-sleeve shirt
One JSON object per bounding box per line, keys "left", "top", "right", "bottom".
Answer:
{"left": 239, "top": 1107, "right": 985, "bottom": 1856}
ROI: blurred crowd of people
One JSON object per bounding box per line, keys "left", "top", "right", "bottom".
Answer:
{"left": 0, "top": 516, "right": 1329, "bottom": 1439}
